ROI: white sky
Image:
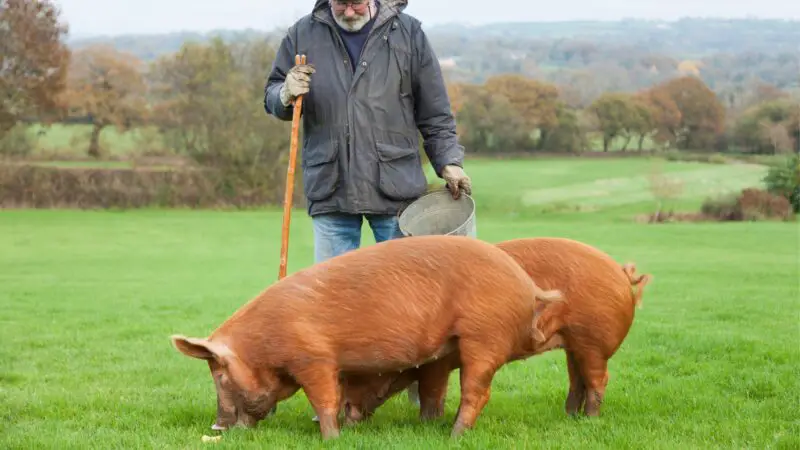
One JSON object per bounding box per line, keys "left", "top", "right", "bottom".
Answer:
{"left": 54, "top": 0, "right": 800, "bottom": 37}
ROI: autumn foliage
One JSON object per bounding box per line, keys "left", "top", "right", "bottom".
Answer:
{"left": 449, "top": 72, "right": 735, "bottom": 153}
{"left": 650, "top": 76, "right": 726, "bottom": 149}
{"left": 147, "top": 37, "right": 297, "bottom": 204}
{"left": 0, "top": 0, "right": 70, "bottom": 133}
{"left": 63, "top": 45, "right": 149, "bottom": 157}
{"left": 0, "top": 4, "right": 797, "bottom": 210}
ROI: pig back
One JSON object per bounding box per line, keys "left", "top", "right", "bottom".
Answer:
{"left": 496, "top": 237, "right": 636, "bottom": 357}
{"left": 215, "top": 235, "right": 542, "bottom": 371}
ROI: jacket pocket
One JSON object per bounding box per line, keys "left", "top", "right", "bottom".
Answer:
{"left": 375, "top": 142, "right": 428, "bottom": 200}
{"left": 302, "top": 141, "right": 340, "bottom": 201}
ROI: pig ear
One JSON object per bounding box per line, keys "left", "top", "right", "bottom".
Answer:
{"left": 170, "top": 335, "right": 228, "bottom": 361}
{"left": 531, "top": 315, "right": 548, "bottom": 343}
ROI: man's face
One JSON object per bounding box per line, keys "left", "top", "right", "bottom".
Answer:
{"left": 330, "top": 0, "right": 373, "bottom": 32}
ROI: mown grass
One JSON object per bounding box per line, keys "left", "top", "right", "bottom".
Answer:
{"left": 27, "top": 124, "right": 653, "bottom": 155}
{"left": 428, "top": 156, "right": 769, "bottom": 219}
{"left": 26, "top": 124, "right": 166, "bottom": 157}
{"left": 1, "top": 158, "right": 798, "bottom": 449}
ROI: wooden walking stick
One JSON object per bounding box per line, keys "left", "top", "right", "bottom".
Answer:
{"left": 278, "top": 54, "right": 306, "bottom": 280}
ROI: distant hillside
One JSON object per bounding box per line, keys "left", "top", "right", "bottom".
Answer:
{"left": 67, "top": 18, "right": 800, "bottom": 59}
{"left": 67, "top": 28, "right": 285, "bottom": 62}
{"left": 66, "top": 18, "right": 800, "bottom": 102}
{"left": 427, "top": 18, "right": 799, "bottom": 54}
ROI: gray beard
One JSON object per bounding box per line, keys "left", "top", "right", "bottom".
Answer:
{"left": 331, "top": 5, "right": 374, "bottom": 32}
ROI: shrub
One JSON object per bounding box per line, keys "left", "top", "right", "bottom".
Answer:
{"left": 663, "top": 150, "right": 730, "bottom": 164}
{"left": 700, "top": 188, "right": 792, "bottom": 221}
{"left": 0, "top": 164, "right": 305, "bottom": 209}
{"left": 737, "top": 188, "right": 793, "bottom": 221}
{"left": 763, "top": 154, "right": 800, "bottom": 213}
{"left": 0, "top": 124, "right": 35, "bottom": 157}
{"left": 707, "top": 153, "right": 729, "bottom": 164}
{"left": 700, "top": 192, "right": 741, "bottom": 221}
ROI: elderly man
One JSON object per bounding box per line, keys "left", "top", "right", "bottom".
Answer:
{"left": 264, "top": 0, "right": 470, "bottom": 259}
{"left": 264, "top": 0, "right": 470, "bottom": 421}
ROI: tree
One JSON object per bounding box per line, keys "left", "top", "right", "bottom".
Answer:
{"left": 557, "top": 70, "right": 605, "bottom": 108}
{"left": 734, "top": 99, "right": 799, "bottom": 154}
{"left": 483, "top": 74, "right": 560, "bottom": 147}
{"left": 63, "top": 45, "right": 148, "bottom": 157}
{"left": 539, "top": 104, "right": 589, "bottom": 152}
{"left": 454, "top": 84, "right": 530, "bottom": 152}
{"left": 588, "top": 93, "right": 640, "bottom": 152}
{"left": 636, "top": 88, "right": 682, "bottom": 148}
{"left": 787, "top": 102, "right": 800, "bottom": 152}
{"left": 762, "top": 122, "right": 793, "bottom": 154}
{"left": 648, "top": 76, "right": 726, "bottom": 150}
{"left": 0, "top": 0, "right": 70, "bottom": 134}
{"left": 148, "top": 37, "right": 294, "bottom": 203}
{"left": 677, "top": 60, "right": 701, "bottom": 76}
{"left": 627, "top": 97, "right": 656, "bottom": 151}
{"left": 446, "top": 81, "right": 467, "bottom": 116}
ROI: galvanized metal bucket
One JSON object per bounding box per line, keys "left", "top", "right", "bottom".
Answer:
{"left": 398, "top": 189, "right": 477, "bottom": 238}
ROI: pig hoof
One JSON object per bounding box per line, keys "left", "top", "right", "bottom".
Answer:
{"left": 321, "top": 429, "right": 340, "bottom": 440}
{"left": 565, "top": 402, "right": 583, "bottom": 416}
{"left": 583, "top": 408, "right": 601, "bottom": 418}
{"left": 450, "top": 421, "right": 469, "bottom": 438}
{"left": 311, "top": 415, "right": 319, "bottom": 422}
{"left": 565, "top": 391, "right": 586, "bottom": 416}
{"left": 420, "top": 404, "right": 445, "bottom": 421}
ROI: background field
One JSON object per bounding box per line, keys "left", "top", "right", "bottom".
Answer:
{"left": 23, "top": 124, "right": 658, "bottom": 160}
{"left": 2, "top": 158, "right": 798, "bottom": 449}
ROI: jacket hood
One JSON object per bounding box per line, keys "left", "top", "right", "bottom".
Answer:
{"left": 312, "top": 0, "right": 408, "bottom": 14}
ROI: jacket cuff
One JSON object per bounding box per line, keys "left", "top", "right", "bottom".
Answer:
{"left": 425, "top": 141, "right": 465, "bottom": 178}
{"left": 264, "top": 82, "right": 294, "bottom": 120}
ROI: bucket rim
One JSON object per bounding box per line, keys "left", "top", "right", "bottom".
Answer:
{"left": 397, "top": 188, "right": 476, "bottom": 237}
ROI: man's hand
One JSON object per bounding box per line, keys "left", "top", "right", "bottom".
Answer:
{"left": 441, "top": 165, "right": 472, "bottom": 199}
{"left": 279, "top": 63, "right": 316, "bottom": 106}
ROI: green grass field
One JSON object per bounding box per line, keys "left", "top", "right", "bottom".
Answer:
{"left": 26, "top": 124, "right": 166, "bottom": 158}
{"left": 2, "top": 158, "right": 798, "bottom": 449}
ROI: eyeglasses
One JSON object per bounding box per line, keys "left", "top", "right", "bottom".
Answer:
{"left": 330, "top": 0, "right": 369, "bottom": 13}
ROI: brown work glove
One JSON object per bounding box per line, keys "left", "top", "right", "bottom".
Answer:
{"left": 441, "top": 164, "right": 472, "bottom": 199}
{"left": 279, "top": 63, "right": 316, "bottom": 106}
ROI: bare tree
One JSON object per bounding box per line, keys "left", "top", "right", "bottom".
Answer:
{"left": 647, "top": 161, "right": 685, "bottom": 221}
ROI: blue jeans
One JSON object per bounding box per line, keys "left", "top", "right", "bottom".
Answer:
{"left": 312, "top": 213, "right": 404, "bottom": 263}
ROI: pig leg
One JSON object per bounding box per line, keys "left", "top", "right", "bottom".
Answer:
{"left": 450, "top": 359, "right": 499, "bottom": 437}
{"left": 577, "top": 353, "right": 609, "bottom": 417}
{"left": 343, "top": 374, "right": 396, "bottom": 425}
{"left": 294, "top": 364, "right": 342, "bottom": 440}
{"left": 368, "top": 371, "right": 420, "bottom": 421}
{"left": 564, "top": 351, "right": 587, "bottom": 416}
{"left": 417, "top": 360, "right": 452, "bottom": 421}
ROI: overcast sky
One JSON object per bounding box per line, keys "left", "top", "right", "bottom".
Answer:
{"left": 54, "top": 0, "right": 800, "bottom": 37}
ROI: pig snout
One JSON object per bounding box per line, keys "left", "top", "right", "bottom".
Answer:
{"left": 343, "top": 402, "right": 365, "bottom": 425}
{"left": 210, "top": 415, "right": 259, "bottom": 431}
{"left": 211, "top": 400, "right": 277, "bottom": 431}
